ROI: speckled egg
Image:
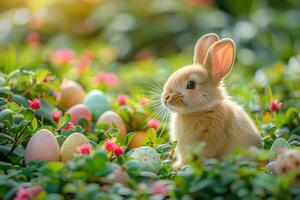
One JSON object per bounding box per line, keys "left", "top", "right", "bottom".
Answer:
{"left": 24, "top": 129, "right": 60, "bottom": 165}
{"left": 84, "top": 90, "right": 110, "bottom": 120}
{"left": 67, "top": 104, "right": 92, "bottom": 130}
{"left": 96, "top": 111, "right": 127, "bottom": 137}
{"left": 60, "top": 132, "right": 89, "bottom": 161}
{"left": 130, "top": 146, "right": 161, "bottom": 173}
{"left": 61, "top": 80, "right": 85, "bottom": 109}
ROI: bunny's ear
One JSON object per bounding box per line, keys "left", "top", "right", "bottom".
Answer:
{"left": 203, "top": 39, "right": 235, "bottom": 80}
{"left": 193, "top": 33, "right": 219, "bottom": 65}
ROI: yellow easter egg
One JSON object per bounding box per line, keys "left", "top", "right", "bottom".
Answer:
{"left": 60, "top": 132, "right": 89, "bottom": 161}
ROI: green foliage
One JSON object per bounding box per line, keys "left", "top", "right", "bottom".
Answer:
{"left": 0, "top": 1, "right": 300, "bottom": 199}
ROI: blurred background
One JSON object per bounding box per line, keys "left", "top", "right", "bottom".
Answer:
{"left": 0, "top": 0, "right": 299, "bottom": 108}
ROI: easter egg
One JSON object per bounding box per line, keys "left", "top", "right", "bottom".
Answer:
{"left": 96, "top": 111, "right": 127, "bottom": 137}
{"left": 67, "top": 104, "right": 92, "bottom": 130}
{"left": 270, "top": 138, "right": 290, "bottom": 160}
{"left": 84, "top": 90, "right": 110, "bottom": 120}
{"left": 60, "top": 132, "right": 89, "bottom": 161}
{"left": 61, "top": 80, "right": 85, "bottom": 109}
{"left": 130, "top": 146, "right": 161, "bottom": 173}
{"left": 128, "top": 131, "right": 147, "bottom": 149}
{"left": 24, "top": 129, "right": 60, "bottom": 165}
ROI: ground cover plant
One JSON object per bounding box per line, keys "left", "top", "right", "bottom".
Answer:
{"left": 0, "top": 0, "right": 300, "bottom": 199}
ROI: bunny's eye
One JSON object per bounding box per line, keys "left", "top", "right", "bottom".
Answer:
{"left": 186, "top": 80, "right": 196, "bottom": 89}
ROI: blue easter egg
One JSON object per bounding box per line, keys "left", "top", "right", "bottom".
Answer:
{"left": 84, "top": 90, "right": 110, "bottom": 120}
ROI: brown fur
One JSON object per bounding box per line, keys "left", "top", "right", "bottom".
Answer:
{"left": 161, "top": 34, "right": 261, "bottom": 168}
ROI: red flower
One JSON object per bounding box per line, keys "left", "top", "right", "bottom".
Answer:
{"left": 64, "top": 122, "right": 74, "bottom": 130}
{"left": 76, "top": 144, "right": 91, "bottom": 155}
{"left": 117, "top": 95, "right": 128, "bottom": 106}
{"left": 269, "top": 100, "right": 282, "bottom": 112}
{"left": 51, "top": 109, "right": 62, "bottom": 122}
{"left": 103, "top": 140, "right": 117, "bottom": 152}
{"left": 95, "top": 71, "right": 119, "bottom": 87}
{"left": 28, "top": 98, "right": 41, "bottom": 110}
{"left": 148, "top": 119, "right": 160, "bottom": 130}
{"left": 51, "top": 48, "right": 75, "bottom": 65}
{"left": 114, "top": 145, "right": 124, "bottom": 155}
{"left": 26, "top": 32, "right": 40, "bottom": 47}
{"left": 151, "top": 182, "right": 168, "bottom": 196}
{"left": 103, "top": 140, "right": 124, "bottom": 156}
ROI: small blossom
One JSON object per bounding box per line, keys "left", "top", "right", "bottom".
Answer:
{"left": 140, "top": 97, "right": 149, "bottom": 105}
{"left": 51, "top": 109, "right": 62, "bottom": 122}
{"left": 51, "top": 48, "right": 75, "bottom": 65}
{"left": 103, "top": 140, "right": 124, "bottom": 156}
{"left": 117, "top": 95, "right": 128, "bottom": 106}
{"left": 148, "top": 119, "right": 160, "bottom": 130}
{"left": 103, "top": 140, "right": 117, "bottom": 153}
{"left": 95, "top": 71, "right": 119, "bottom": 86}
{"left": 28, "top": 98, "right": 41, "bottom": 110}
{"left": 151, "top": 182, "right": 168, "bottom": 196}
{"left": 15, "top": 188, "right": 29, "bottom": 200}
{"left": 64, "top": 122, "right": 74, "bottom": 130}
{"left": 26, "top": 32, "right": 40, "bottom": 47}
{"left": 114, "top": 145, "right": 124, "bottom": 155}
{"left": 76, "top": 144, "right": 91, "bottom": 155}
{"left": 269, "top": 100, "right": 282, "bottom": 112}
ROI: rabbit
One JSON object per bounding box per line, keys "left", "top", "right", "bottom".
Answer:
{"left": 161, "top": 33, "right": 261, "bottom": 169}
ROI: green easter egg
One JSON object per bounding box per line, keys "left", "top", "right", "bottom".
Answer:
{"left": 84, "top": 90, "right": 110, "bottom": 120}
{"left": 130, "top": 146, "right": 161, "bottom": 173}
{"left": 270, "top": 138, "right": 290, "bottom": 160}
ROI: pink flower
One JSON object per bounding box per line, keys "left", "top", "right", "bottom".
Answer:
{"left": 15, "top": 188, "right": 29, "bottom": 200}
{"left": 103, "top": 140, "right": 124, "bottom": 156}
{"left": 51, "top": 48, "right": 75, "bottom": 65}
{"left": 151, "top": 182, "right": 168, "bottom": 196}
{"left": 64, "top": 122, "right": 74, "bottom": 130}
{"left": 28, "top": 98, "right": 41, "bottom": 110}
{"left": 148, "top": 119, "right": 160, "bottom": 130}
{"left": 15, "top": 187, "right": 42, "bottom": 200}
{"left": 269, "top": 100, "right": 282, "bottom": 112}
{"left": 140, "top": 98, "right": 149, "bottom": 105}
{"left": 95, "top": 72, "right": 119, "bottom": 87}
{"left": 26, "top": 32, "right": 40, "bottom": 47}
{"left": 117, "top": 95, "right": 128, "bottom": 106}
{"left": 76, "top": 144, "right": 91, "bottom": 155}
{"left": 114, "top": 145, "right": 124, "bottom": 155}
{"left": 51, "top": 109, "right": 62, "bottom": 122}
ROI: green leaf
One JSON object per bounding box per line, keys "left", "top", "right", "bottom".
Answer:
{"left": 11, "top": 94, "right": 28, "bottom": 107}
{"left": 0, "top": 109, "right": 13, "bottom": 125}
{"left": 0, "top": 133, "right": 14, "bottom": 142}
{"left": 0, "top": 98, "right": 8, "bottom": 106}
{"left": 23, "top": 109, "right": 34, "bottom": 121}
{"left": 58, "top": 113, "right": 71, "bottom": 129}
